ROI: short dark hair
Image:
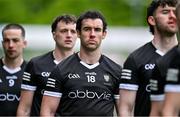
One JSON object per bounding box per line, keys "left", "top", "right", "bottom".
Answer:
{"left": 176, "top": 3, "right": 180, "bottom": 18}
{"left": 2, "top": 23, "right": 25, "bottom": 38}
{"left": 76, "top": 10, "right": 107, "bottom": 32}
{"left": 51, "top": 14, "right": 77, "bottom": 33}
{"left": 147, "top": 0, "right": 177, "bottom": 35}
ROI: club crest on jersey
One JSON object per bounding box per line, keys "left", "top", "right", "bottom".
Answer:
{"left": 104, "top": 75, "right": 110, "bottom": 82}
{"left": 144, "top": 64, "right": 155, "bottom": 70}
{"left": 41, "top": 72, "right": 50, "bottom": 77}
{"left": 68, "top": 73, "right": 80, "bottom": 79}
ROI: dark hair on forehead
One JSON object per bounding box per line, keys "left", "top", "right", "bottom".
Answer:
{"left": 51, "top": 14, "right": 77, "bottom": 32}
{"left": 176, "top": 3, "right": 180, "bottom": 17}
{"left": 76, "top": 10, "right": 107, "bottom": 32}
{"left": 2, "top": 23, "right": 25, "bottom": 38}
{"left": 147, "top": 0, "right": 177, "bottom": 35}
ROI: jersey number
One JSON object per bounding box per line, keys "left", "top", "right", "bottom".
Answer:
{"left": 9, "top": 79, "right": 15, "bottom": 87}
{"left": 87, "top": 75, "right": 96, "bottom": 83}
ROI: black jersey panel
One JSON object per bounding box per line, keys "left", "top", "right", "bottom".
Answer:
{"left": 165, "top": 47, "right": 180, "bottom": 87}
{"left": 120, "top": 42, "right": 162, "bottom": 116}
{"left": 0, "top": 59, "right": 27, "bottom": 116}
{"left": 21, "top": 51, "right": 58, "bottom": 116}
{"left": 150, "top": 45, "right": 178, "bottom": 101}
{"left": 45, "top": 53, "right": 121, "bottom": 116}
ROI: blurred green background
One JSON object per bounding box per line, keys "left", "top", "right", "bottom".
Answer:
{"left": 0, "top": 0, "right": 150, "bottom": 26}
{"left": 0, "top": 0, "right": 152, "bottom": 65}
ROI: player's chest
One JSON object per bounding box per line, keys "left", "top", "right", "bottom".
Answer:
{"left": 34, "top": 65, "right": 56, "bottom": 84}
{"left": 64, "top": 68, "right": 116, "bottom": 89}
{"left": 0, "top": 71, "right": 22, "bottom": 91}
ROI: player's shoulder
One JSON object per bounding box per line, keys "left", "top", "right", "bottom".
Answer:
{"left": 29, "top": 51, "right": 53, "bottom": 63}
{"left": 101, "top": 54, "right": 122, "bottom": 70}
{"left": 130, "top": 42, "right": 154, "bottom": 57}
{"left": 125, "top": 42, "right": 154, "bottom": 64}
{"left": 56, "top": 53, "right": 77, "bottom": 69}
{"left": 157, "top": 45, "right": 178, "bottom": 65}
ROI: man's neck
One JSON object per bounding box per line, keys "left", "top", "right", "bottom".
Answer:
{"left": 152, "top": 34, "right": 178, "bottom": 54}
{"left": 53, "top": 49, "right": 74, "bottom": 63}
{"left": 2, "top": 57, "right": 23, "bottom": 69}
{"left": 78, "top": 49, "right": 101, "bottom": 65}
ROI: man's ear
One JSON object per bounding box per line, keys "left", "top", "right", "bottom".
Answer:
{"left": 77, "top": 30, "right": 81, "bottom": 38}
{"left": 148, "top": 16, "right": 156, "bottom": 26}
{"left": 102, "top": 31, "right": 107, "bottom": 40}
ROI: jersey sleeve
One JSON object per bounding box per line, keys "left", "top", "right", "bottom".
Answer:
{"left": 119, "top": 55, "right": 139, "bottom": 91}
{"left": 165, "top": 54, "right": 180, "bottom": 92}
{"left": 21, "top": 60, "right": 37, "bottom": 91}
{"left": 113, "top": 65, "right": 122, "bottom": 100}
{"left": 150, "top": 63, "right": 165, "bottom": 101}
{"left": 44, "top": 66, "right": 63, "bottom": 98}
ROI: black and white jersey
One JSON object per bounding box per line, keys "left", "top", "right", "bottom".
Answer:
{"left": 21, "top": 51, "right": 58, "bottom": 116}
{"left": 150, "top": 45, "right": 178, "bottom": 101}
{"left": 165, "top": 47, "right": 180, "bottom": 93}
{"left": 0, "top": 58, "right": 27, "bottom": 116}
{"left": 44, "top": 53, "right": 122, "bottom": 116}
{"left": 119, "top": 42, "right": 164, "bottom": 116}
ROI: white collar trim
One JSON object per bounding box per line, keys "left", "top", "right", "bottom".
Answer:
{"left": 80, "top": 61, "right": 99, "bottom": 69}
{"left": 3, "top": 65, "right": 21, "bottom": 74}
{"left": 156, "top": 50, "right": 165, "bottom": 56}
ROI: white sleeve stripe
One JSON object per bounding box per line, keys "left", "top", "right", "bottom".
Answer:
{"left": 24, "top": 72, "right": 30, "bottom": 75}
{"left": 121, "top": 73, "right": 131, "bottom": 76}
{"left": 21, "top": 84, "right": 36, "bottom": 91}
{"left": 47, "top": 81, "right": 55, "bottom": 85}
{"left": 122, "top": 69, "right": 132, "bottom": 73}
{"left": 119, "top": 83, "right": 138, "bottom": 91}
{"left": 48, "top": 78, "right": 56, "bottom": 82}
{"left": 46, "top": 84, "right": 55, "bottom": 88}
{"left": 22, "top": 78, "right": 30, "bottom": 81}
{"left": 165, "top": 84, "right": 180, "bottom": 92}
{"left": 150, "top": 94, "right": 164, "bottom": 101}
{"left": 121, "top": 76, "right": 131, "bottom": 80}
{"left": 114, "top": 94, "right": 119, "bottom": 99}
{"left": 44, "top": 91, "right": 62, "bottom": 97}
{"left": 23, "top": 75, "right": 30, "bottom": 78}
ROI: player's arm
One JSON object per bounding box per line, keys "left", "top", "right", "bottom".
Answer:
{"left": 150, "top": 64, "right": 165, "bottom": 116}
{"left": 115, "top": 97, "right": 119, "bottom": 116}
{"left": 119, "top": 89, "right": 136, "bottom": 117}
{"left": 162, "top": 56, "right": 180, "bottom": 116}
{"left": 162, "top": 92, "right": 180, "bottom": 116}
{"left": 150, "top": 101, "right": 163, "bottom": 116}
{"left": 17, "top": 90, "right": 34, "bottom": 116}
{"left": 40, "top": 95, "right": 60, "bottom": 116}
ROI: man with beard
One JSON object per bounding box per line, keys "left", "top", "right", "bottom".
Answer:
{"left": 40, "top": 10, "right": 122, "bottom": 116}
{"left": 162, "top": 3, "right": 180, "bottom": 116}
{"left": 119, "top": 0, "right": 178, "bottom": 116}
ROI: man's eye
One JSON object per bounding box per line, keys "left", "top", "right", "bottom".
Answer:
{"left": 162, "top": 10, "right": 169, "bottom": 14}
{"left": 83, "top": 27, "right": 91, "bottom": 31}
{"left": 60, "top": 29, "right": 68, "bottom": 33}
{"left": 94, "top": 28, "right": 102, "bottom": 32}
